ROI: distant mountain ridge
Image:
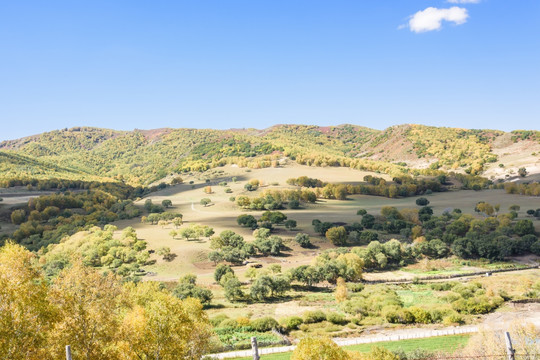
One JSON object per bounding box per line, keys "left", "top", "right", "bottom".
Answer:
{"left": 1, "top": 124, "right": 538, "bottom": 185}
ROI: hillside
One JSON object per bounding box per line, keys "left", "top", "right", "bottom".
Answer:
{"left": 1, "top": 124, "right": 538, "bottom": 186}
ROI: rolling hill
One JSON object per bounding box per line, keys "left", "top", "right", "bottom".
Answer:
{"left": 1, "top": 124, "right": 538, "bottom": 186}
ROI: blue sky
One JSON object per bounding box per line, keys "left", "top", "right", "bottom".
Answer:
{"left": 0, "top": 0, "right": 538, "bottom": 140}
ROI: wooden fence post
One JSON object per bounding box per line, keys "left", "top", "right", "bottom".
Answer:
{"left": 251, "top": 336, "right": 260, "bottom": 360}
{"left": 505, "top": 332, "right": 515, "bottom": 360}
{"left": 65, "top": 345, "right": 72, "bottom": 360}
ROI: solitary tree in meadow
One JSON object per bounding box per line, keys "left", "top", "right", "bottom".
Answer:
{"left": 200, "top": 198, "right": 211, "bottom": 207}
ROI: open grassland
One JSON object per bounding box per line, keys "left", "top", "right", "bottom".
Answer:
{"left": 1, "top": 163, "right": 538, "bottom": 285}
{"left": 101, "top": 164, "right": 540, "bottom": 283}
{"left": 230, "top": 334, "right": 471, "bottom": 360}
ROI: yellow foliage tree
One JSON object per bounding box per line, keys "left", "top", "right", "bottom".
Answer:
{"left": 291, "top": 337, "right": 350, "bottom": 360}
{"left": 120, "top": 282, "right": 212, "bottom": 360}
{"left": 0, "top": 242, "right": 54, "bottom": 360}
{"left": 0, "top": 244, "right": 213, "bottom": 360}
{"left": 335, "top": 277, "right": 348, "bottom": 303}
{"left": 336, "top": 253, "right": 364, "bottom": 281}
{"left": 411, "top": 225, "right": 423, "bottom": 240}
{"left": 46, "top": 260, "right": 126, "bottom": 360}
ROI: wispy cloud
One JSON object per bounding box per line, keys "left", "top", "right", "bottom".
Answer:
{"left": 447, "top": 0, "right": 480, "bottom": 3}
{"left": 405, "top": 7, "right": 469, "bottom": 33}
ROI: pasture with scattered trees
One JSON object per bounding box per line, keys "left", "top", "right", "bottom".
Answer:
{"left": 1, "top": 144, "right": 540, "bottom": 356}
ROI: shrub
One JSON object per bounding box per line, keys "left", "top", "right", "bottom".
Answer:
{"left": 408, "top": 307, "right": 432, "bottom": 324}
{"left": 347, "top": 283, "right": 365, "bottom": 293}
{"left": 416, "top": 197, "right": 430, "bottom": 206}
{"left": 326, "top": 312, "right": 347, "bottom": 325}
{"left": 219, "top": 319, "right": 239, "bottom": 328}
{"left": 303, "top": 310, "right": 327, "bottom": 324}
{"left": 443, "top": 312, "right": 464, "bottom": 325}
{"left": 357, "top": 209, "right": 367, "bottom": 216}
{"left": 251, "top": 316, "right": 279, "bottom": 332}
{"left": 430, "top": 282, "right": 456, "bottom": 291}
{"left": 210, "top": 314, "right": 229, "bottom": 327}
{"left": 236, "top": 317, "right": 251, "bottom": 327}
{"left": 280, "top": 316, "right": 303, "bottom": 331}
{"left": 452, "top": 295, "right": 504, "bottom": 315}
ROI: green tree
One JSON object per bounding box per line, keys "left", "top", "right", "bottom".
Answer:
{"left": 223, "top": 276, "right": 244, "bottom": 301}
{"left": 285, "top": 219, "right": 297, "bottom": 230}
{"left": 295, "top": 233, "right": 311, "bottom": 248}
{"left": 261, "top": 211, "right": 287, "bottom": 224}
{"left": 214, "top": 264, "right": 234, "bottom": 283}
{"left": 254, "top": 236, "right": 283, "bottom": 256}
{"left": 250, "top": 275, "right": 273, "bottom": 301}
{"left": 157, "top": 247, "right": 174, "bottom": 261}
{"left": 289, "top": 199, "right": 300, "bottom": 209}
{"left": 360, "top": 214, "right": 375, "bottom": 229}
{"left": 161, "top": 199, "right": 172, "bottom": 208}
{"left": 200, "top": 198, "right": 211, "bottom": 207}
{"left": 237, "top": 214, "right": 258, "bottom": 228}
{"left": 515, "top": 219, "right": 535, "bottom": 236}
{"left": 172, "top": 275, "right": 213, "bottom": 306}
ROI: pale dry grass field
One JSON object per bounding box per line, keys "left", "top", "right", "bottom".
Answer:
{"left": 109, "top": 164, "right": 540, "bottom": 284}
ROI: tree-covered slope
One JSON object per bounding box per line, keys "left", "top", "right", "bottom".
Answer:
{"left": 0, "top": 124, "right": 536, "bottom": 185}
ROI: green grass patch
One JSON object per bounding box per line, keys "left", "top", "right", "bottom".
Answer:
{"left": 396, "top": 289, "right": 441, "bottom": 307}
{"left": 229, "top": 334, "right": 471, "bottom": 360}
{"left": 345, "top": 334, "right": 470, "bottom": 353}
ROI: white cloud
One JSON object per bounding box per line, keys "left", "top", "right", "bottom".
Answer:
{"left": 407, "top": 7, "right": 469, "bottom": 33}
{"left": 447, "top": 0, "right": 480, "bottom": 3}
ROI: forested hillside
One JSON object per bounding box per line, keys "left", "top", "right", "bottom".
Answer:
{"left": 0, "top": 124, "right": 537, "bottom": 186}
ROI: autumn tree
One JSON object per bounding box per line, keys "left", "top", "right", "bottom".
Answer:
{"left": 291, "top": 337, "right": 350, "bottom": 360}
{"left": 120, "top": 282, "right": 212, "bottom": 360}
{"left": 10, "top": 209, "right": 26, "bottom": 225}
{"left": 0, "top": 242, "right": 54, "bottom": 360}
{"left": 335, "top": 277, "right": 348, "bottom": 303}
{"left": 326, "top": 226, "right": 348, "bottom": 246}
{"left": 46, "top": 260, "right": 125, "bottom": 360}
